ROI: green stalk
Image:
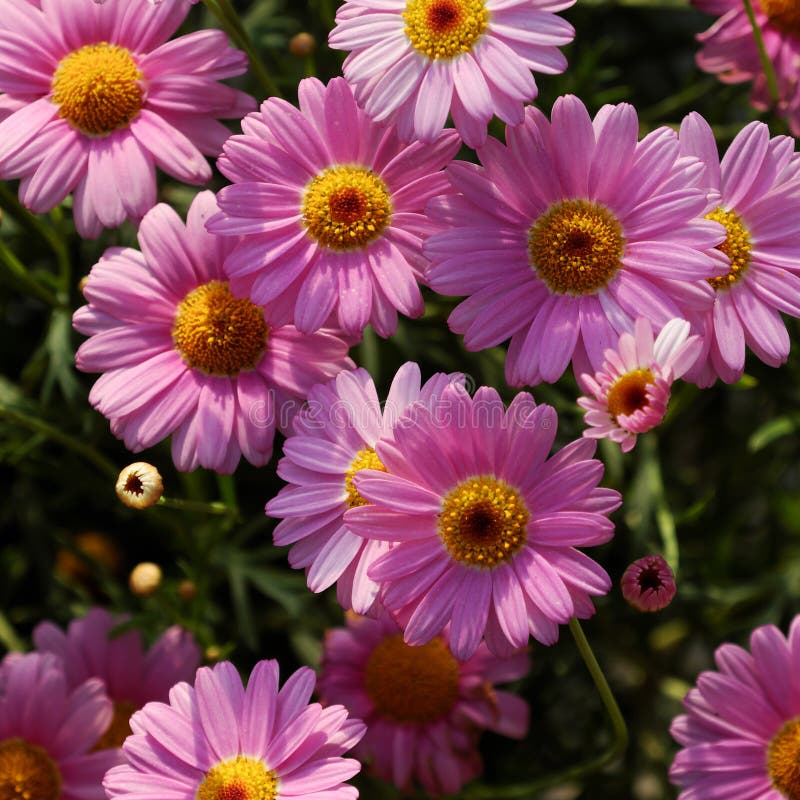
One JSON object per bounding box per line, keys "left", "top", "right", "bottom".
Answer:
{"left": 642, "top": 436, "right": 680, "bottom": 574}
{"left": 742, "top": 0, "right": 781, "bottom": 106}
{"left": 0, "top": 240, "right": 63, "bottom": 308}
{"left": 157, "top": 496, "right": 233, "bottom": 516}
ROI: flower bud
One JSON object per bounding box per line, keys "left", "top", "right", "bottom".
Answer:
{"left": 116, "top": 462, "right": 163, "bottom": 509}
{"left": 129, "top": 562, "right": 162, "bottom": 597}
{"left": 289, "top": 32, "right": 316, "bottom": 58}
{"left": 621, "top": 555, "right": 676, "bottom": 612}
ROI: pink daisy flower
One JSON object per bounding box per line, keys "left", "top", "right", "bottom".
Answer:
{"left": 208, "top": 76, "right": 461, "bottom": 338}
{"left": 620, "top": 554, "right": 676, "bottom": 612}
{"left": 104, "top": 659, "right": 366, "bottom": 800}
{"left": 0, "top": 0, "right": 254, "bottom": 237}
{"left": 73, "top": 190, "right": 354, "bottom": 473}
{"left": 318, "top": 611, "right": 529, "bottom": 796}
{"left": 31, "top": 607, "right": 200, "bottom": 751}
{"left": 670, "top": 616, "right": 800, "bottom": 799}
{"left": 266, "top": 362, "right": 460, "bottom": 615}
{"left": 424, "top": 95, "right": 727, "bottom": 388}
{"left": 577, "top": 318, "right": 702, "bottom": 453}
{"left": 0, "top": 652, "right": 117, "bottom": 800}
{"left": 344, "top": 382, "right": 622, "bottom": 659}
{"left": 679, "top": 113, "right": 800, "bottom": 386}
{"left": 329, "top": 0, "right": 575, "bottom": 148}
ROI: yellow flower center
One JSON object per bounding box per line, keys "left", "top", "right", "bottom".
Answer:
{"left": 0, "top": 738, "right": 61, "bottom": 800}
{"left": 403, "top": 0, "right": 489, "bottom": 59}
{"left": 768, "top": 717, "right": 800, "bottom": 799}
{"left": 92, "top": 701, "right": 138, "bottom": 751}
{"left": 302, "top": 166, "right": 392, "bottom": 251}
{"left": 438, "top": 476, "right": 530, "bottom": 568}
{"left": 364, "top": 634, "right": 460, "bottom": 723}
{"left": 528, "top": 200, "right": 626, "bottom": 296}
{"left": 172, "top": 281, "right": 269, "bottom": 376}
{"left": 705, "top": 207, "right": 753, "bottom": 290}
{"left": 606, "top": 368, "right": 654, "bottom": 420}
{"left": 196, "top": 756, "right": 278, "bottom": 800}
{"left": 759, "top": 0, "right": 800, "bottom": 35}
{"left": 344, "top": 448, "right": 387, "bottom": 508}
{"left": 51, "top": 43, "right": 143, "bottom": 136}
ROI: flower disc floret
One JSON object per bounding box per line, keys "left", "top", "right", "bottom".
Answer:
{"left": 439, "top": 476, "right": 530, "bottom": 567}
{"left": 403, "top": 0, "right": 489, "bottom": 59}
{"left": 759, "top": 0, "right": 800, "bottom": 36}
{"left": 705, "top": 207, "right": 753, "bottom": 290}
{"left": 528, "top": 200, "right": 626, "bottom": 296}
{"left": 768, "top": 718, "right": 800, "bottom": 799}
{"left": 345, "top": 448, "right": 387, "bottom": 508}
{"left": 196, "top": 756, "right": 278, "bottom": 800}
{"left": 302, "top": 166, "right": 392, "bottom": 251}
{"left": 52, "top": 43, "right": 142, "bottom": 136}
{"left": 606, "top": 369, "right": 654, "bottom": 420}
{"left": 0, "top": 739, "right": 61, "bottom": 800}
{"left": 364, "top": 635, "right": 459, "bottom": 723}
{"left": 172, "top": 281, "right": 269, "bottom": 376}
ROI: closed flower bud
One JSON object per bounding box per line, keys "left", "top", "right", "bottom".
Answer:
{"left": 116, "top": 462, "right": 163, "bottom": 509}
{"left": 129, "top": 562, "right": 162, "bottom": 597}
{"left": 621, "top": 555, "right": 676, "bottom": 612}
{"left": 289, "top": 32, "right": 316, "bottom": 58}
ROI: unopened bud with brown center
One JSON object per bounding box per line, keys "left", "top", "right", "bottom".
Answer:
{"left": 621, "top": 555, "right": 676, "bottom": 612}
{"left": 129, "top": 562, "right": 162, "bottom": 597}
{"left": 116, "top": 462, "right": 163, "bottom": 509}
{"left": 289, "top": 32, "right": 316, "bottom": 58}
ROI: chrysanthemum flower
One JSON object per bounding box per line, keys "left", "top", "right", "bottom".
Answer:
{"left": 31, "top": 607, "right": 200, "bottom": 751}
{"left": 344, "top": 382, "right": 621, "bottom": 659}
{"left": 266, "top": 363, "right": 460, "bottom": 614}
{"left": 0, "top": 0, "right": 254, "bottom": 237}
{"left": 328, "top": 0, "right": 575, "bottom": 148}
{"left": 670, "top": 616, "right": 800, "bottom": 798}
{"left": 424, "top": 95, "right": 727, "bottom": 388}
{"left": 73, "top": 191, "right": 354, "bottom": 473}
{"left": 0, "top": 652, "right": 118, "bottom": 800}
{"left": 318, "top": 611, "right": 529, "bottom": 796}
{"left": 209, "top": 76, "right": 461, "bottom": 338}
{"left": 620, "top": 554, "right": 676, "bottom": 612}
{"left": 577, "top": 318, "right": 701, "bottom": 452}
{"left": 104, "top": 659, "right": 366, "bottom": 800}
{"left": 679, "top": 114, "right": 800, "bottom": 386}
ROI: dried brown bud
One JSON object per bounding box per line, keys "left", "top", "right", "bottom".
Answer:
{"left": 289, "top": 32, "right": 316, "bottom": 58}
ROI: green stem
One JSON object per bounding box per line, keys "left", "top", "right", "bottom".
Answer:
{"left": 644, "top": 436, "right": 680, "bottom": 575}
{"left": 0, "top": 240, "right": 63, "bottom": 308}
{"left": 202, "top": 0, "right": 281, "bottom": 98}
{"left": 742, "top": 0, "right": 781, "bottom": 106}
{"left": 0, "top": 610, "right": 26, "bottom": 652}
{"left": 0, "top": 403, "right": 117, "bottom": 478}
{"left": 157, "top": 495, "right": 234, "bottom": 516}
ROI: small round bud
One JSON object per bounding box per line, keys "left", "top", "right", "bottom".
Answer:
{"left": 178, "top": 579, "right": 197, "bottom": 602}
{"left": 289, "top": 32, "right": 316, "bottom": 58}
{"left": 205, "top": 645, "right": 223, "bottom": 662}
{"left": 129, "top": 562, "right": 162, "bottom": 597}
{"left": 116, "top": 462, "right": 163, "bottom": 509}
{"left": 621, "top": 555, "right": 676, "bottom": 612}
{"left": 55, "top": 530, "right": 122, "bottom": 581}
{"left": 78, "top": 275, "right": 90, "bottom": 295}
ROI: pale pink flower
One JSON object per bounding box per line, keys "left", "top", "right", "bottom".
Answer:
{"left": 73, "top": 191, "right": 354, "bottom": 473}
{"left": 577, "top": 318, "right": 701, "bottom": 453}
{"left": 0, "top": 0, "right": 254, "bottom": 236}
{"left": 318, "top": 611, "right": 530, "bottom": 796}
{"left": 620, "top": 555, "right": 676, "bottom": 612}
{"left": 104, "top": 659, "right": 366, "bottom": 800}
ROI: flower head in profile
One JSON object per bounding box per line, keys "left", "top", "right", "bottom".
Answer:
{"left": 0, "top": 0, "right": 253, "bottom": 237}
{"left": 318, "top": 611, "right": 530, "bottom": 796}
{"left": 671, "top": 616, "right": 800, "bottom": 799}
{"left": 266, "top": 363, "right": 460, "bottom": 614}
{"left": 679, "top": 114, "right": 800, "bottom": 386}
{"left": 620, "top": 555, "right": 676, "bottom": 612}
{"left": 209, "top": 76, "right": 461, "bottom": 338}
{"left": 345, "top": 382, "right": 621, "bottom": 659}
{"left": 577, "top": 318, "right": 701, "bottom": 453}
{"left": 424, "top": 95, "right": 727, "bottom": 388}
{"left": 328, "top": 0, "right": 575, "bottom": 148}
{"left": 31, "top": 607, "right": 200, "bottom": 751}
{"left": 73, "top": 191, "right": 354, "bottom": 474}
{"left": 104, "top": 660, "right": 366, "bottom": 800}
{"left": 0, "top": 652, "right": 118, "bottom": 800}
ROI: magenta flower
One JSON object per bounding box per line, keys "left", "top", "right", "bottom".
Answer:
{"left": 73, "top": 191, "right": 354, "bottom": 473}
{"left": 577, "top": 318, "right": 701, "bottom": 453}
{"left": 267, "top": 362, "right": 460, "bottom": 614}
{"left": 208, "top": 76, "right": 461, "bottom": 338}
{"left": 620, "top": 555, "right": 676, "bottom": 612}
{"left": 328, "top": 0, "right": 575, "bottom": 148}
{"left": 318, "top": 611, "right": 530, "bottom": 796}
{"left": 31, "top": 607, "right": 200, "bottom": 750}
{"left": 104, "top": 659, "right": 366, "bottom": 800}
{"left": 345, "top": 382, "right": 621, "bottom": 659}
{"left": 671, "top": 616, "right": 800, "bottom": 799}
{"left": 679, "top": 113, "right": 800, "bottom": 386}
{"left": 0, "top": 652, "right": 117, "bottom": 800}
{"left": 0, "top": 0, "right": 254, "bottom": 237}
{"left": 424, "top": 95, "right": 727, "bottom": 388}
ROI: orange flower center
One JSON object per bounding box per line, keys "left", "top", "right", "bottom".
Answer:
{"left": 606, "top": 369, "right": 654, "bottom": 420}
{"left": 705, "top": 207, "right": 752, "bottom": 290}
{"left": 344, "top": 448, "right": 388, "bottom": 508}
{"left": 403, "top": 0, "right": 489, "bottom": 59}
{"left": 759, "top": 0, "right": 800, "bottom": 35}
{"left": 196, "top": 756, "right": 279, "bottom": 800}
{"left": 768, "top": 717, "right": 800, "bottom": 799}
{"left": 93, "top": 700, "right": 138, "bottom": 750}
{"left": 0, "top": 738, "right": 61, "bottom": 800}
